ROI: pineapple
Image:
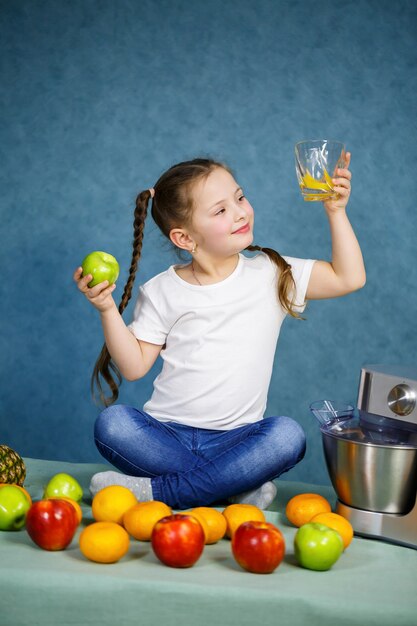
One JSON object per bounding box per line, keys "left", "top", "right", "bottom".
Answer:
{"left": 0, "top": 445, "right": 26, "bottom": 485}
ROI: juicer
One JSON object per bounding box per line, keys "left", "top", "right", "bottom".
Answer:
{"left": 311, "top": 364, "right": 417, "bottom": 549}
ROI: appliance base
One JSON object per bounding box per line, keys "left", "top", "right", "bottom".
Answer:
{"left": 337, "top": 499, "right": 417, "bottom": 550}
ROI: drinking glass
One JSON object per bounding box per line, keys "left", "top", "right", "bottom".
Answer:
{"left": 295, "top": 140, "right": 347, "bottom": 201}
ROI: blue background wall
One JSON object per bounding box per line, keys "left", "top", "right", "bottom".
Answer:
{"left": 1, "top": 0, "right": 416, "bottom": 486}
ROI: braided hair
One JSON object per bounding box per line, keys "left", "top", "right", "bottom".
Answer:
{"left": 91, "top": 189, "right": 151, "bottom": 406}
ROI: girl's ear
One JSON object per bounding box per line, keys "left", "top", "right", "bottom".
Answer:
{"left": 169, "top": 228, "right": 194, "bottom": 252}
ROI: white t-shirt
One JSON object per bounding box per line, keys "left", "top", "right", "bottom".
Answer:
{"left": 128, "top": 252, "right": 315, "bottom": 430}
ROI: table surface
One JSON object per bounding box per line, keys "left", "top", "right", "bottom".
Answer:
{"left": 1, "top": 458, "right": 416, "bottom": 626}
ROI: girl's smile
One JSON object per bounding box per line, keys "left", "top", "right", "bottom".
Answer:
{"left": 232, "top": 223, "right": 250, "bottom": 235}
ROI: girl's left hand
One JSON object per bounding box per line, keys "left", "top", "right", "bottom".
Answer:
{"left": 323, "top": 151, "right": 352, "bottom": 214}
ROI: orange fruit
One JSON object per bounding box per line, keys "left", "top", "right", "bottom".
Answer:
{"left": 311, "top": 511, "right": 354, "bottom": 549}
{"left": 122, "top": 501, "right": 172, "bottom": 541}
{"left": 48, "top": 496, "right": 82, "bottom": 524}
{"left": 188, "top": 507, "right": 227, "bottom": 544}
{"left": 79, "top": 521, "right": 130, "bottom": 563}
{"left": 92, "top": 485, "right": 138, "bottom": 525}
{"left": 182, "top": 509, "right": 210, "bottom": 543}
{"left": 0, "top": 483, "right": 32, "bottom": 506}
{"left": 285, "top": 493, "right": 331, "bottom": 527}
{"left": 222, "top": 504, "right": 265, "bottom": 539}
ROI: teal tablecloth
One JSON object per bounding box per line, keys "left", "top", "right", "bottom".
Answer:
{"left": 0, "top": 458, "right": 416, "bottom": 626}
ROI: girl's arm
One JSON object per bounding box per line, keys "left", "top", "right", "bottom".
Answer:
{"left": 306, "top": 153, "right": 366, "bottom": 300}
{"left": 74, "top": 268, "right": 163, "bottom": 380}
{"left": 99, "top": 303, "right": 163, "bottom": 380}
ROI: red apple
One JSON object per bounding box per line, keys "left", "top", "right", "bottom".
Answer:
{"left": 26, "top": 499, "right": 79, "bottom": 551}
{"left": 151, "top": 514, "right": 205, "bottom": 568}
{"left": 232, "top": 521, "right": 286, "bottom": 574}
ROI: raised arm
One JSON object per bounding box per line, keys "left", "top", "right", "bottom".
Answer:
{"left": 306, "top": 153, "right": 366, "bottom": 300}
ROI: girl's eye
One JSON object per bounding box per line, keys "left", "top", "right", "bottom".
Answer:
{"left": 215, "top": 208, "right": 226, "bottom": 215}
{"left": 238, "top": 195, "right": 245, "bottom": 202}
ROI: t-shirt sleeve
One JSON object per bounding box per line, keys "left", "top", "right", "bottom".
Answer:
{"left": 127, "top": 285, "right": 168, "bottom": 345}
{"left": 283, "top": 256, "right": 316, "bottom": 313}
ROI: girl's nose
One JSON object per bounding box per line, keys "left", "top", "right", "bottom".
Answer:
{"left": 235, "top": 204, "right": 247, "bottom": 221}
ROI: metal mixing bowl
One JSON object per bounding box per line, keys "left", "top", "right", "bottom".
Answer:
{"left": 322, "top": 431, "right": 417, "bottom": 514}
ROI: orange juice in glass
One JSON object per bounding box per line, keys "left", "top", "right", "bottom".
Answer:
{"left": 295, "top": 140, "right": 347, "bottom": 201}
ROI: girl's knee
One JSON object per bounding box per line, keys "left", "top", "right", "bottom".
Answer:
{"left": 265, "top": 415, "right": 306, "bottom": 458}
{"left": 94, "top": 404, "right": 137, "bottom": 444}
{"left": 95, "top": 405, "right": 116, "bottom": 441}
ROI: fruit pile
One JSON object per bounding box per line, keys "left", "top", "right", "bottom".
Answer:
{"left": 285, "top": 492, "right": 353, "bottom": 570}
{"left": 80, "top": 488, "right": 286, "bottom": 572}
{"left": 0, "top": 468, "right": 83, "bottom": 547}
{"left": 0, "top": 447, "right": 354, "bottom": 574}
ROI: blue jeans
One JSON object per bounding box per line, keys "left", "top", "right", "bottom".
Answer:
{"left": 94, "top": 405, "right": 306, "bottom": 509}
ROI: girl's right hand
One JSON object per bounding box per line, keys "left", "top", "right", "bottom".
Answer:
{"left": 73, "top": 267, "right": 117, "bottom": 313}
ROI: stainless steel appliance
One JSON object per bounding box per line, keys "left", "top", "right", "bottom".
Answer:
{"left": 310, "top": 365, "right": 417, "bottom": 549}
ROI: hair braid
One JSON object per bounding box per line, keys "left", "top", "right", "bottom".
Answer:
{"left": 246, "top": 244, "right": 302, "bottom": 319}
{"left": 91, "top": 189, "right": 151, "bottom": 406}
{"left": 118, "top": 191, "right": 149, "bottom": 315}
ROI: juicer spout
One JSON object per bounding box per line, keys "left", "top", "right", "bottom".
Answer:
{"left": 310, "top": 401, "right": 355, "bottom": 427}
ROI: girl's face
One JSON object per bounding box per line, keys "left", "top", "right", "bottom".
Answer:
{"left": 188, "top": 167, "right": 254, "bottom": 257}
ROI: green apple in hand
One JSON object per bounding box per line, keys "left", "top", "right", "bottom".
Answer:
{"left": 81, "top": 251, "right": 119, "bottom": 287}
{"left": 294, "top": 522, "right": 344, "bottom": 571}
{"left": 43, "top": 473, "right": 83, "bottom": 503}
{"left": 0, "top": 485, "right": 31, "bottom": 530}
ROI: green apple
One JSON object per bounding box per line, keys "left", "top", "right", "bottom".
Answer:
{"left": 294, "top": 522, "right": 344, "bottom": 571}
{"left": 43, "top": 473, "right": 83, "bottom": 503}
{"left": 81, "top": 251, "right": 119, "bottom": 287}
{"left": 0, "top": 485, "right": 31, "bottom": 530}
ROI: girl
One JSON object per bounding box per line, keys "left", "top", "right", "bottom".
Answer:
{"left": 74, "top": 156, "right": 365, "bottom": 510}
